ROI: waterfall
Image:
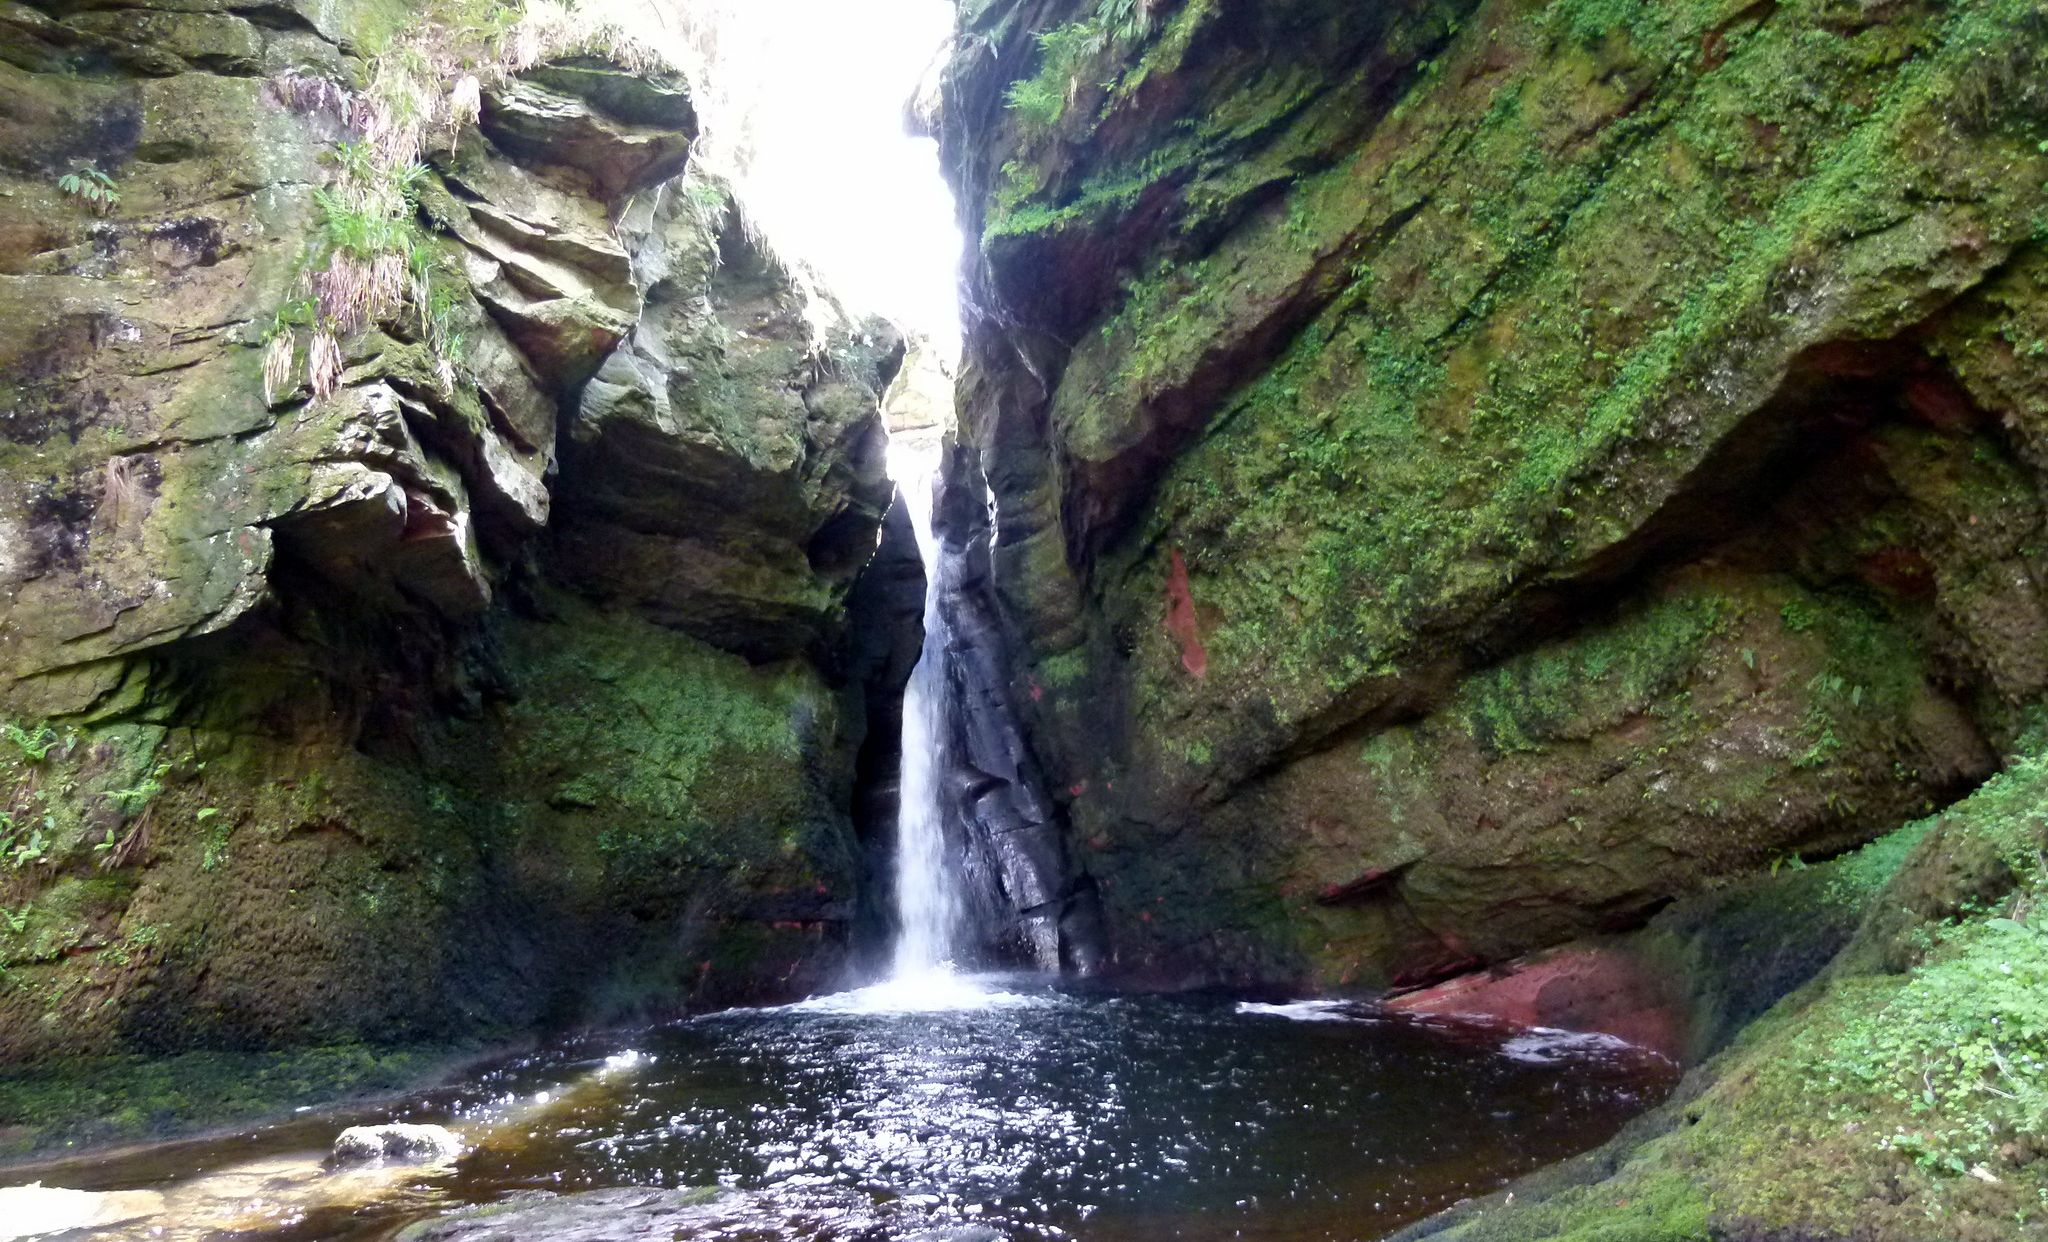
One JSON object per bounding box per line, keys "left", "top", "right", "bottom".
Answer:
{"left": 640, "top": 0, "right": 1097, "bottom": 992}
{"left": 889, "top": 444, "right": 964, "bottom": 978}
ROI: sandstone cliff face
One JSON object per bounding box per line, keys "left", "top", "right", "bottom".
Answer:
{"left": 0, "top": 0, "right": 898, "bottom": 1070}
{"left": 941, "top": 0, "right": 2048, "bottom": 990}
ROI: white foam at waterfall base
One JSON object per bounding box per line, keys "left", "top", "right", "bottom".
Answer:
{"left": 1498, "top": 1027, "right": 1664, "bottom": 1066}
{"left": 1235, "top": 999, "right": 1377, "bottom": 1023}
{"left": 772, "top": 971, "right": 1054, "bottom": 1016}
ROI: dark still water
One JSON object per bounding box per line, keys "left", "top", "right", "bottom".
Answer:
{"left": 19, "top": 976, "right": 1674, "bottom": 1241}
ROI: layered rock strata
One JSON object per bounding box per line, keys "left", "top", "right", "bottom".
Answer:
{"left": 0, "top": 0, "right": 899, "bottom": 1075}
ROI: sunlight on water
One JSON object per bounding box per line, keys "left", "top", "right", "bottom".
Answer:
{"left": 14, "top": 993, "right": 1676, "bottom": 1242}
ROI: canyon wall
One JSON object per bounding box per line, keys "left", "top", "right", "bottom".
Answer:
{"left": 0, "top": 0, "right": 902, "bottom": 1104}
{"left": 942, "top": 0, "right": 2048, "bottom": 989}
{"left": 940, "top": 0, "right": 2048, "bottom": 1234}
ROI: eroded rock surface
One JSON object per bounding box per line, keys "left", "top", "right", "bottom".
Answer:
{"left": 941, "top": 0, "right": 2048, "bottom": 991}
{"left": 0, "top": 0, "right": 898, "bottom": 1101}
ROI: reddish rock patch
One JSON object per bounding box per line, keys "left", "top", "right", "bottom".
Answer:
{"left": 1164, "top": 547, "right": 1208, "bottom": 678}
{"left": 1385, "top": 944, "right": 1688, "bottom": 1062}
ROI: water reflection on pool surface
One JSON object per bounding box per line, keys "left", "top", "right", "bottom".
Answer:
{"left": 15, "top": 975, "right": 1675, "bottom": 1241}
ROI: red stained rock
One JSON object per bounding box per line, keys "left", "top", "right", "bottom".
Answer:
{"left": 1386, "top": 944, "right": 1688, "bottom": 1062}
{"left": 1164, "top": 547, "right": 1208, "bottom": 678}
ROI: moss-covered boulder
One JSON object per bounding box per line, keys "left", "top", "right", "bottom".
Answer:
{"left": 1394, "top": 751, "right": 2048, "bottom": 1241}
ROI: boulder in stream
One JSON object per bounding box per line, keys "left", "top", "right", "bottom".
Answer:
{"left": 332, "top": 1123, "right": 465, "bottom": 1166}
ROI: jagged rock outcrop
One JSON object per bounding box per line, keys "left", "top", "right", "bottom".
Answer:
{"left": 0, "top": 0, "right": 899, "bottom": 1099}
{"left": 559, "top": 176, "right": 897, "bottom": 660}
{"left": 942, "top": 0, "right": 2048, "bottom": 987}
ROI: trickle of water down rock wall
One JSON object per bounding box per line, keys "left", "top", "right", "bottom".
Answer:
{"left": 0, "top": 0, "right": 908, "bottom": 1107}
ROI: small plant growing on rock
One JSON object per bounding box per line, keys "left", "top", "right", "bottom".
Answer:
{"left": 3, "top": 723, "right": 60, "bottom": 763}
{"left": 56, "top": 165, "right": 120, "bottom": 216}
{"left": 1004, "top": 0, "right": 1167, "bottom": 139}
{"left": 198, "top": 809, "right": 231, "bottom": 873}
{"left": 99, "top": 456, "right": 143, "bottom": 530}
{"left": 98, "top": 761, "right": 169, "bottom": 869}
{"left": 261, "top": 1, "right": 674, "bottom": 400}
{"left": 1094, "top": 0, "right": 1158, "bottom": 44}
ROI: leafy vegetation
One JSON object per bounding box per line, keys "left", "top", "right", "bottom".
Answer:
{"left": 263, "top": 0, "right": 673, "bottom": 401}
{"left": 197, "top": 808, "right": 231, "bottom": 873}
{"left": 56, "top": 165, "right": 119, "bottom": 215}
{"left": 4, "top": 722, "right": 62, "bottom": 762}
{"left": 1000, "top": 0, "right": 1199, "bottom": 142}
{"left": 1815, "top": 920, "right": 2048, "bottom": 1176}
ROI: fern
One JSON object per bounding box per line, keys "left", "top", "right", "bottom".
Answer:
{"left": 1095, "top": 0, "right": 1156, "bottom": 44}
{"left": 3, "top": 723, "right": 59, "bottom": 763}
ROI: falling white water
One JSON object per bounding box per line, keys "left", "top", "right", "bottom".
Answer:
{"left": 888, "top": 440, "right": 965, "bottom": 983}
{"left": 636, "top": 0, "right": 981, "bottom": 1004}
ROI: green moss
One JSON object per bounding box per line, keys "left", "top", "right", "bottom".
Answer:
{"left": 1803, "top": 921, "right": 2048, "bottom": 1177}
{"left": 1102, "top": 0, "right": 2047, "bottom": 755}
{"left": 1451, "top": 589, "right": 1726, "bottom": 757}
{"left": 985, "top": 134, "right": 1205, "bottom": 242}
{"left": 499, "top": 603, "right": 819, "bottom": 875}
{"left": 1426, "top": 1167, "right": 1710, "bottom": 1241}
{"left": 1820, "top": 818, "right": 1936, "bottom": 911}
{"left": 1416, "top": 754, "right": 2048, "bottom": 1240}
{"left": 1038, "top": 649, "right": 1088, "bottom": 690}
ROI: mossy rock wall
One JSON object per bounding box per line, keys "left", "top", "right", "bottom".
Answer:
{"left": 941, "top": 0, "right": 2048, "bottom": 988}
{"left": 0, "top": 599, "right": 861, "bottom": 1064}
{"left": 0, "top": 0, "right": 899, "bottom": 1097}
{"left": 1392, "top": 750, "right": 2048, "bottom": 1241}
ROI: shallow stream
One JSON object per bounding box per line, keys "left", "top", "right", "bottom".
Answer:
{"left": 17, "top": 975, "right": 1673, "bottom": 1241}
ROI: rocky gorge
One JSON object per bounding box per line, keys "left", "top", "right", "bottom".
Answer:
{"left": 3, "top": 0, "right": 2048, "bottom": 1239}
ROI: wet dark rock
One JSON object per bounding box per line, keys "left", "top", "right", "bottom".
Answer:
{"left": 844, "top": 494, "right": 928, "bottom": 967}
{"left": 916, "top": 443, "right": 1104, "bottom": 973}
